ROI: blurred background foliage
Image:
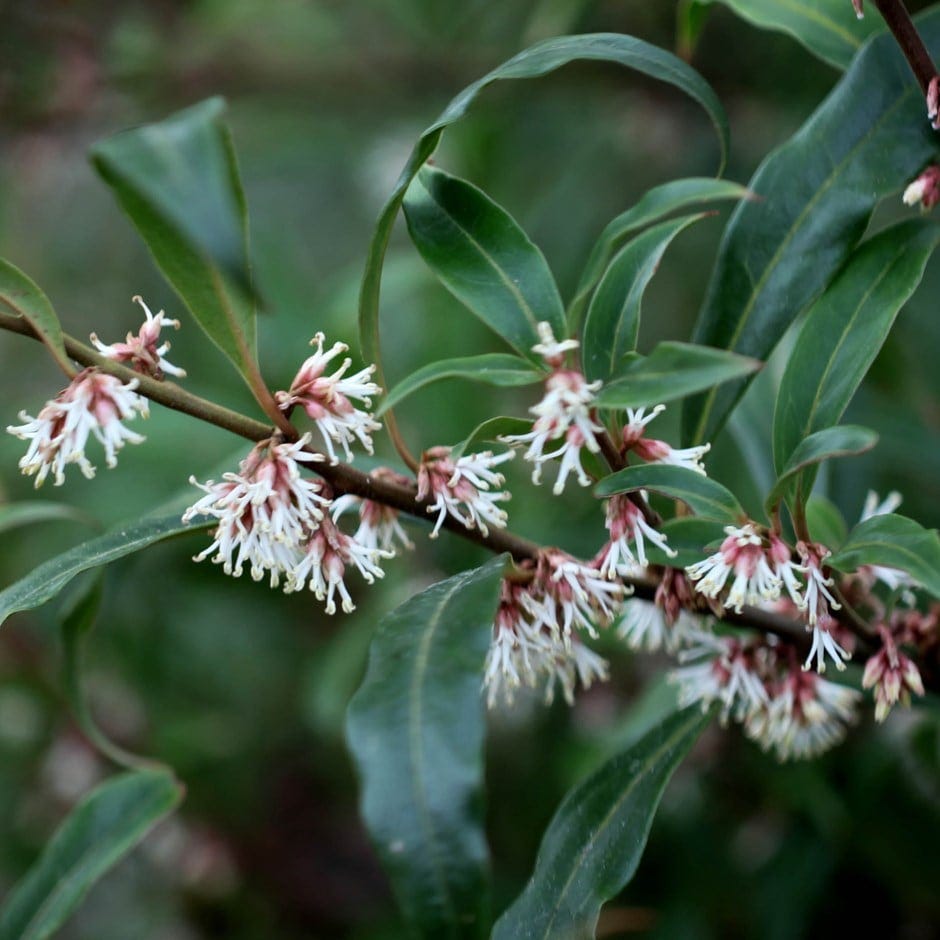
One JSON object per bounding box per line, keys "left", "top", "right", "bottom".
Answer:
{"left": 1, "top": 1, "right": 940, "bottom": 937}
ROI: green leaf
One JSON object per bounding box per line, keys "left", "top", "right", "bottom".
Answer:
{"left": 695, "top": 0, "right": 882, "bottom": 70}
{"left": 773, "top": 221, "right": 940, "bottom": 473}
{"left": 92, "top": 98, "right": 262, "bottom": 391}
{"left": 582, "top": 215, "right": 706, "bottom": 384}
{"left": 0, "top": 259, "right": 72, "bottom": 375}
{"left": 828, "top": 513, "right": 940, "bottom": 598}
{"left": 682, "top": 16, "right": 940, "bottom": 446}
{"left": 379, "top": 355, "right": 543, "bottom": 417}
{"left": 595, "top": 464, "right": 744, "bottom": 523}
{"left": 676, "top": 1, "right": 713, "bottom": 61}
{"left": 594, "top": 341, "right": 761, "bottom": 410}
{"left": 642, "top": 516, "right": 727, "bottom": 568}
{"left": 452, "top": 416, "right": 532, "bottom": 460}
{"left": 570, "top": 177, "right": 751, "bottom": 324}
{"left": 491, "top": 706, "right": 711, "bottom": 940}
{"left": 0, "top": 512, "right": 211, "bottom": 628}
{"left": 361, "top": 32, "right": 728, "bottom": 400}
{"left": 764, "top": 425, "right": 879, "bottom": 514}
{"left": 806, "top": 495, "right": 848, "bottom": 549}
{"left": 0, "top": 770, "right": 183, "bottom": 940}
{"left": 403, "top": 166, "right": 565, "bottom": 359}
{"left": 346, "top": 557, "right": 506, "bottom": 938}
{"left": 0, "top": 502, "right": 94, "bottom": 535}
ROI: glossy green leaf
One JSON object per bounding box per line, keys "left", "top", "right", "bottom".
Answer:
{"left": 595, "top": 341, "right": 761, "bottom": 410}
{"left": 0, "top": 512, "right": 211, "bottom": 628}
{"left": 773, "top": 221, "right": 940, "bottom": 472}
{"left": 403, "top": 166, "right": 564, "bottom": 359}
{"left": 361, "top": 32, "right": 728, "bottom": 404}
{"left": 0, "top": 502, "right": 94, "bottom": 535}
{"left": 828, "top": 513, "right": 940, "bottom": 598}
{"left": 452, "top": 416, "right": 532, "bottom": 460}
{"left": 491, "top": 706, "right": 711, "bottom": 940}
{"left": 0, "top": 259, "right": 71, "bottom": 374}
{"left": 92, "top": 98, "right": 261, "bottom": 389}
{"left": 582, "top": 215, "right": 706, "bottom": 384}
{"left": 0, "top": 770, "right": 183, "bottom": 940}
{"left": 765, "top": 425, "right": 879, "bottom": 513}
{"left": 642, "top": 516, "right": 727, "bottom": 568}
{"left": 380, "top": 356, "right": 543, "bottom": 417}
{"left": 570, "top": 177, "right": 751, "bottom": 323}
{"left": 695, "top": 0, "right": 881, "bottom": 69}
{"left": 595, "top": 464, "right": 744, "bottom": 523}
{"left": 346, "top": 557, "right": 507, "bottom": 938}
{"left": 682, "top": 16, "right": 940, "bottom": 446}
{"left": 805, "top": 495, "right": 848, "bottom": 549}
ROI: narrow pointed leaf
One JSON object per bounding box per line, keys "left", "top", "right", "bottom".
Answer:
{"left": 346, "top": 557, "right": 506, "bottom": 939}
{"left": 0, "top": 259, "right": 71, "bottom": 374}
{"left": 773, "top": 221, "right": 940, "bottom": 472}
{"left": 403, "top": 166, "right": 564, "bottom": 358}
{"left": 570, "top": 178, "right": 751, "bottom": 323}
{"left": 362, "top": 32, "right": 728, "bottom": 395}
{"left": 683, "top": 16, "right": 940, "bottom": 446}
{"left": 765, "top": 425, "right": 879, "bottom": 513}
{"left": 695, "top": 0, "right": 881, "bottom": 69}
{"left": 0, "top": 770, "right": 183, "bottom": 940}
{"left": 595, "top": 341, "right": 760, "bottom": 410}
{"left": 491, "top": 706, "right": 711, "bottom": 940}
{"left": 582, "top": 215, "right": 706, "bottom": 384}
{"left": 92, "top": 98, "right": 261, "bottom": 388}
{"left": 595, "top": 464, "right": 744, "bottom": 523}
{"left": 828, "top": 513, "right": 940, "bottom": 598}
{"left": 452, "top": 416, "right": 532, "bottom": 460}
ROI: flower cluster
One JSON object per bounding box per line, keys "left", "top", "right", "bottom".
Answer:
{"left": 597, "top": 493, "right": 675, "bottom": 576}
{"left": 862, "top": 625, "right": 925, "bottom": 722}
{"left": 7, "top": 368, "right": 148, "bottom": 487}
{"left": 621, "top": 405, "right": 710, "bottom": 474}
{"left": 331, "top": 468, "right": 415, "bottom": 555}
{"left": 90, "top": 295, "right": 185, "bottom": 379}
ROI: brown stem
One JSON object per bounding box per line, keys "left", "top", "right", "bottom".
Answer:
{"left": 874, "top": 0, "right": 940, "bottom": 94}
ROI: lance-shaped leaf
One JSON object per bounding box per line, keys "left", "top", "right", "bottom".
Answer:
{"left": 92, "top": 98, "right": 263, "bottom": 392}
{"left": 765, "top": 425, "right": 879, "bottom": 514}
{"left": 828, "top": 513, "right": 940, "bottom": 598}
{"left": 693, "top": 0, "right": 881, "bottom": 70}
{"left": 0, "top": 512, "right": 211, "bottom": 628}
{"left": 582, "top": 214, "right": 706, "bottom": 384}
{"left": 0, "top": 770, "right": 183, "bottom": 940}
{"left": 773, "top": 221, "right": 940, "bottom": 472}
{"left": 594, "top": 342, "right": 760, "bottom": 410}
{"left": 595, "top": 464, "right": 744, "bottom": 523}
{"left": 570, "top": 178, "right": 751, "bottom": 324}
{"left": 361, "top": 32, "right": 728, "bottom": 400}
{"left": 682, "top": 14, "right": 940, "bottom": 446}
{"left": 491, "top": 706, "right": 711, "bottom": 940}
{"left": 403, "top": 167, "right": 564, "bottom": 359}
{"left": 346, "top": 556, "right": 506, "bottom": 939}
{"left": 379, "top": 354, "right": 543, "bottom": 416}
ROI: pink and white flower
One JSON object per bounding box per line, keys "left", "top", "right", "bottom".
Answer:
{"left": 90, "top": 295, "right": 185, "bottom": 379}
{"left": 7, "top": 368, "right": 148, "bottom": 487}
{"left": 597, "top": 493, "right": 675, "bottom": 575}
{"left": 803, "top": 612, "right": 850, "bottom": 673}
{"left": 275, "top": 333, "right": 381, "bottom": 463}
{"left": 862, "top": 626, "right": 925, "bottom": 722}
{"left": 617, "top": 601, "right": 702, "bottom": 654}
{"left": 621, "top": 405, "right": 710, "bottom": 475}
{"left": 797, "top": 541, "right": 841, "bottom": 627}
{"left": 331, "top": 468, "right": 414, "bottom": 555}
{"left": 417, "top": 446, "right": 513, "bottom": 538}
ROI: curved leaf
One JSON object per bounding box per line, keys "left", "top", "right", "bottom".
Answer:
{"left": 765, "top": 424, "right": 878, "bottom": 513}
{"left": 403, "top": 167, "right": 564, "bottom": 357}
{"left": 773, "top": 221, "right": 940, "bottom": 472}
{"left": 594, "top": 341, "right": 760, "bottom": 410}
{"left": 361, "top": 32, "right": 728, "bottom": 410}
{"left": 0, "top": 259, "right": 71, "bottom": 374}
{"left": 582, "top": 214, "right": 706, "bottom": 384}
{"left": 595, "top": 463, "right": 744, "bottom": 523}
{"left": 682, "top": 15, "right": 940, "bottom": 446}
{"left": 696, "top": 0, "right": 881, "bottom": 69}
{"left": 379, "top": 354, "right": 543, "bottom": 416}
{"left": 346, "top": 556, "right": 506, "bottom": 938}
{"left": 828, "top": 513, "right": 940, "bottom": 598}
{"left": 0, "top": 770, "right": 182, "bottom": 940}
{"left": 570, "top": 177, "right": 751, "bottom": 323}
{"left": 92, "top": 98, "right": 262, "bottom": 392}
{"left": 491, "top": 706, "right": 711, "bottom": 940}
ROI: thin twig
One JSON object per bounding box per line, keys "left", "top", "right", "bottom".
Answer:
{"left": 874, "top": 0, "right": 940, "bottom": 94}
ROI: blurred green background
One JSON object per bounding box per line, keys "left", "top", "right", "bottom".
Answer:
{"left": 2, "top": 1, "right": 940, "bottom": 937}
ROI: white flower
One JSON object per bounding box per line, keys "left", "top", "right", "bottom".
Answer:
{"left": 862, "top": 627, "right": 925, "bottom": 722}
{"left": 621, "top": 405, "right": 710, "bottom": 475}
{"left": 796, "top": 541, "right": 841, "bottom": 627}
{"left": 275, "top": 333, "right": 382, "bottom": 463}
{"left": 803, "top": 614, "right": 850, "bottom": 673}
{"left": 616, "top": 601, "right": 702, "bottom": 654}
{"left": 90, "top": 295, "right": 185, "bottom": 379}
{"left": 7, "top": 368, "right": 148, "bottom": 487}
{"left": 330, "top": 467, "right": 414, "bottom": 555}
{"left": 598, "top": 493, "right": 675, "bottom": 575}
{"left": 183, "top": 435, "right": 328, "bottom": 587}
{"left": 416, "top": 445, "right": 513, "bottom": 538}
{"left": 531, "top": 321, "right": 579, "bottom": 368}
{"left": 858, "top": 491, "right": 914, "bottom": 593}
{"left": 544, "top": 640, "right": 609, "bottom": 706}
